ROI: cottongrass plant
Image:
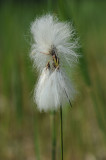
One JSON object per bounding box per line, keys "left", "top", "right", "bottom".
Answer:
{"left": 30, "top": 14, "right": 79, "bottom": 160}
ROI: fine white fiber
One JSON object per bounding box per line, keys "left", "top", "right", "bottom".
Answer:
{"left": 34, "top": 68, "right": 76, "bottom": 111}
{"left": 30, "top": 14, "right": 79, "bottom": 111}
{"left": 30, "top": 14, "right": 79, "bottom": 72}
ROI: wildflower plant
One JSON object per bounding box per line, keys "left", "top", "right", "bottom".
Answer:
{"left": 30, "top": 14, "right": 79, "bottom": 160}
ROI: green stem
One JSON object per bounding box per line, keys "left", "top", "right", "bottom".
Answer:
{"left": 60, "top": 105, "right": 63, "bottom": 160}
{"left": 34, "top": 115, "right": 40, "bottom": 160}
{"left": 52, "top": 110, "right": 56, "bottom": 160}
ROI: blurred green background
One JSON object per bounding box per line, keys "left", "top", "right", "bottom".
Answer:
{"left": 0, "top": 0, "right": 106, "bottom": 160}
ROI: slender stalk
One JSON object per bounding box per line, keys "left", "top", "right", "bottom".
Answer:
{"left": 52, "top": 110, "right": 56, "bottom": 160}
{"left": 60, "top": 105, "right": 63, "bottom": 160}
{"left": 34, "top": 114, "right": 40, "bottom": 160}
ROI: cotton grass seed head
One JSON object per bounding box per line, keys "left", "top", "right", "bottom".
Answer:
{"left": 30, "top": 14, "right": 79, "bottom": 111}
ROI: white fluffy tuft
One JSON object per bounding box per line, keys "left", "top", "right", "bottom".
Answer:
{"left": 34, "top": 68, "right": 76, "bottom": 111}
{"left": 30, "top": 14, "right": 79, "bottom": 111}
{"left": 30, "top": 14, "right": 79, "bottom": 72}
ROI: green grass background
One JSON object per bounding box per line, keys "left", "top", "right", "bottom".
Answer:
{"left": 0, "top": 0, "right": 106, "bottom": 160}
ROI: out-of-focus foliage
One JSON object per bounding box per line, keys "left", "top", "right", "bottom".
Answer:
{"left": 0, "top": 0, "right": 106, "bottom": 160}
